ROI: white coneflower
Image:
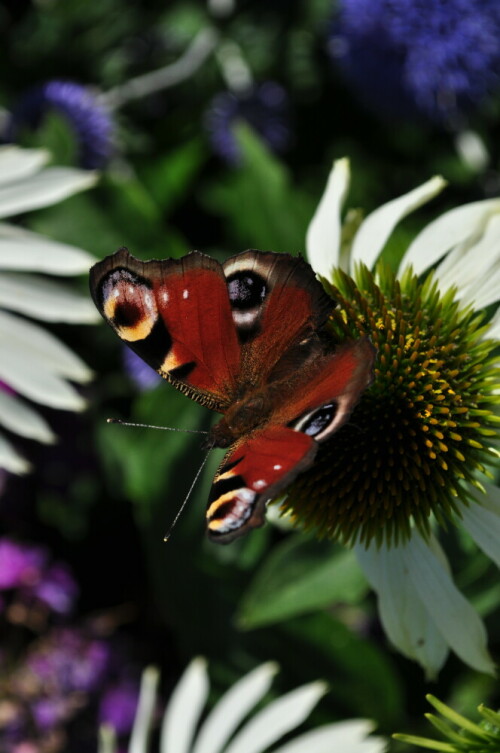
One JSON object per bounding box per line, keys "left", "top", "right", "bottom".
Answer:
{"left": 99, "top": 659, "right": 386, "bottom": 753}
{"left": 0, "top": 145, "right": 98, "bottom": 474}
{"left": 281, "top": 158, "right": 500, "bottom": 677}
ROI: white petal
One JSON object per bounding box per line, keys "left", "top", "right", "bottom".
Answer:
{"left": 161, "top": 658, "right": 209, "bottom": 753}
{"left": 404, "top": 532, "right": 495, "bottom": 674}
{"left": 192, "top": 662, "right": 278, "bottom": 753}
{"left": 0, "top": 146, "right": 49, "bottom": 186}
{"left": 0, "top": 225, "right": 96, "bottom": 275}
{"left": 399, "top": 198, "right": 500, "bottom": 277}
{"left": 351, "top": 176, "right": 446, "bottom": 272}
{"left": 273, "top": 720, "right": 386, "bottom": 753}
{"left": 460, "top": 487, "right": 500, "bottom": 569}
{"left": 0, "top": 166, "right": 97, "bottom": 219}
{"left": 0, "top": 342, "right": 86, "bottom": 411}
{"left": 306, "top": 158, "right": 350, "bottom": 277}
{"left": 355, "top": 541, "right": 448, "bottom": 678}
{"left": 487, "top": 307, "right": 500, "bottom": 340}
{"left": 0, "top": 391, "right": 56, "bottom": 443}
{"left": 224, "top": 681, "right": 327, "bottom": 753}
{"left": 129, "top": 667, "right": 160, "bottom": 753}
{"left": 0, "top": 273, "right": 99, "bottom": 323}
{"left": 455, "top": 130, "right": 489, "bottom": 173}
{"left": 0, "top": 431, "right": 31, "bottom": 474}
{"left": 462, "top": 266, "right": 500, "bottom": 309}
{"left": 436, "top": 213, "right": 500, "bottom": 305}
{"left": 0, "top": 310, "right": 93, "bottom": 382}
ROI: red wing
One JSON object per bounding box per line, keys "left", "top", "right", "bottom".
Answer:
{"left": 206, "top": 426, "right": 317, "bottom": 543}
{"left": 273, "top": 337, "right": 376, "bottom": 442}
{"left": 223, "top": 251, "right": 331, "bottom": 384}
{"left": 90, "top": 249, "right": 241, "bottom": 410}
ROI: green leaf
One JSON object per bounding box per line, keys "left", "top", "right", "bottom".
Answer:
{"left": 237, "top": 535, "right": 369, "bottom": 629}
{"left": 202, "top": 124, "right": 314, "bottom": 252}
{"left": 141, "top": 138, "right": 207, "bottom": 215}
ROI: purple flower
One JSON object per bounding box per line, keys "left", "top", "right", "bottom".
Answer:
{"left": 330, "top": 0, "right": 500, "bottom": 125}
{"left": 31, "top": 564, "right": 78, "bottom": 616}
{"left": 7, "top": 80, "right": 114, "bottom": 168}
{"left": 123, "top": 347, "right": 162, "bottom": 391}
{"left": 31, "top": 697, "right": 70, "bottom": 731}
{"left": 205, "top": 82, "right": 290, "bottom": 164}
{"left": 26, "top": 628, "right": 112, "bottom": 695}
{"left": 0, "top": 540, "right": 46, "bottom": 590}
{"left": 99, "top": 681, "right": 140, "bottom": 735}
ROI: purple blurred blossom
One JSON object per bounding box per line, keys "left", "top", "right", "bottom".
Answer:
{"left": 7, "top": 80, "right": 115, "bottom": 169}
{"left": 31, "top": 697, "right": 70, "bottom": 731}
{"left": 205, "top": 82, "right": 290, "bottom": 164}
{"left": 123, "top": 347, "right": 162, "bottom": 391}
{"left": 31, "top": 564, "right": 78, "bottom": 616}
{"left": 330, "top": 0, "right": 500, "bottom": 125}
{"left": 26, "top": 628, "right": 112, "bottom": 695}
{"left": 99, "top": 680, "right": 140, "bottom": 735}
{"left": 0, "top": 540, "right": 46, "bottom": 590}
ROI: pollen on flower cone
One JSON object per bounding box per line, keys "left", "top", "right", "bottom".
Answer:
{"left": 281, "top": 265, "right": 500, "bottom": 546}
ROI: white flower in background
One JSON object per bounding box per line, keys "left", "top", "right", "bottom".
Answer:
{"left": 99, "top": 659, "right": 386, "bottom": 753}
{"left": 0, "top": 145, "right": 98, "bottom": 475}
{"left": 280, "top": 158, "right": 500, "bottom": 678}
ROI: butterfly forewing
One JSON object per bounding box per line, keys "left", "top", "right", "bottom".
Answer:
{"left": 90, "top": 249, "right": 241, "bottom": 410}
{"left": 206, "top": 426, "right": 317, "bottom": 543}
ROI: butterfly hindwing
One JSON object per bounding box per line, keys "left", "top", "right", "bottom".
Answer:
{"left": 206, "top": 426, "right": 317, "bottom": 543}
{"left": 90, "top": 248, "right": 241, "bottom": 410}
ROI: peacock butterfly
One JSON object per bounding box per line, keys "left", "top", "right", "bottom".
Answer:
{"left": 90, "top": 248, "right": 375, "bottom": 543}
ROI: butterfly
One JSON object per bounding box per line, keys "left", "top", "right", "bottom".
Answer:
{"left": 90, "top": 248, "right": 375, "bottom": 543}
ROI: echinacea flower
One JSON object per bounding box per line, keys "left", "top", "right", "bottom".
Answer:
{"left": 6, "top": 80, "right": 115, "bottom": 169}
{"left": 281, "top": 157, "right": 500, "bottom": 677}
{"left": 205, "top": 82, "right": 290, "bottom": 165}
{"left": 329, "top": 0, "right": 500, "bottom": 125}
{"left": 99, "top": 659, "right": 386, "bottom": 753}
{"left": 0, "top": 145, "right": 98, "bottom": 476}
{"left": 394, "top": 694, "right": 500, "bottom": 752}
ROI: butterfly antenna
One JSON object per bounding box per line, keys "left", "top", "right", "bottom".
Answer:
{"left": 107, "top": 418, "right": 208, "bottom": 435}
{"left": 164, "top": 450, "right": 212, "bottom": 542}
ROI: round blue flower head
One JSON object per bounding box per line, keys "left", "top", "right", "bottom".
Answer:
{"left": 205, "top": 81, "right": 290, "bottom": 164}
{"left": 7, "top": 80, "right": 114, "bottom": 168}
{"left": 330, "top": 0, "right": 500, "bottom": 125}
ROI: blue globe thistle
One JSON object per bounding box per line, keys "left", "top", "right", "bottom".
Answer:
{"left": 7, "top": 80, "right": 114, "bottom": 169}
{"left": 330, "top": 0, "right": 500, "bottom": 125}
{"left": 205, "top": 82, "right": 290, "bottom": 164}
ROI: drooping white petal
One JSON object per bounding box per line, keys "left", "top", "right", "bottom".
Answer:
{"left": 350, "top": 176, "right": 446, "bottom": 272}
{"left": 0, "top": 431, "right": 31, "bottom": 474}
{"left": 192, "top": 662, "right": 278, "bottom": 753}
{"left": 435, "top": 213, "right": 500, "bottom": 306}
{"left": 355, "top": 541, "right": 448, "bottom": 678}
{"left": 0, "top": 341, "right": 86, "bottom": 411}
{"left": 223, "top": 681, "right": 327, "bottom": 753}
{"left": 129, "top": 667, "right": 160, "bottom": 753}
{"left": 461, "top": 265, "right": 500, "bottom": 309}
{"left": 0, "top": 310, "right": 93, "bottom": 382}
{"left": 404, "top": 532, "right": 495, "bottom": 675}
{"left": 0, "top": 224, "right": 96, "bottom": 275}
{"left": 0, "top": 272, "right": 99, "bottom": 323}
{"left": 399, "top": 198, "right": 500, "bottom": 276}
{"left": 306, "top": 158, "right": 350, "bottom": 277}
{"left": 460, "top": 487, "right": 500, "bottom": 569}
{"left": 161, "top": 658, "right": 209, "bottom": 753}
{"left": 487, "top": 307, "right": 500, "bottom": 340}
{"left": 0, "top": 391, "right": 56, "bottom": 444}
{"left": 273, "top": 720, "right": 386, "bottom": 753}
{"left": 0, "top": 146, "right": 49, "bottom": 187}
{"left": 0, "top": 166, "right": 97, "bottom": 219}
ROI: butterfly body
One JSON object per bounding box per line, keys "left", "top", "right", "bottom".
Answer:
{"left": 90, "top": 248, "right": 375, "bottom": 543}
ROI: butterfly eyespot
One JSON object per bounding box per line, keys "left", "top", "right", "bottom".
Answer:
{"left": 101, "top": 269, "right": 158, "bottom": 342}
{"left": 293, "top": 403, "right": 338, "bottom": 440}
{"left": 227, "top": 271, "right": 267, "bottom": 309}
